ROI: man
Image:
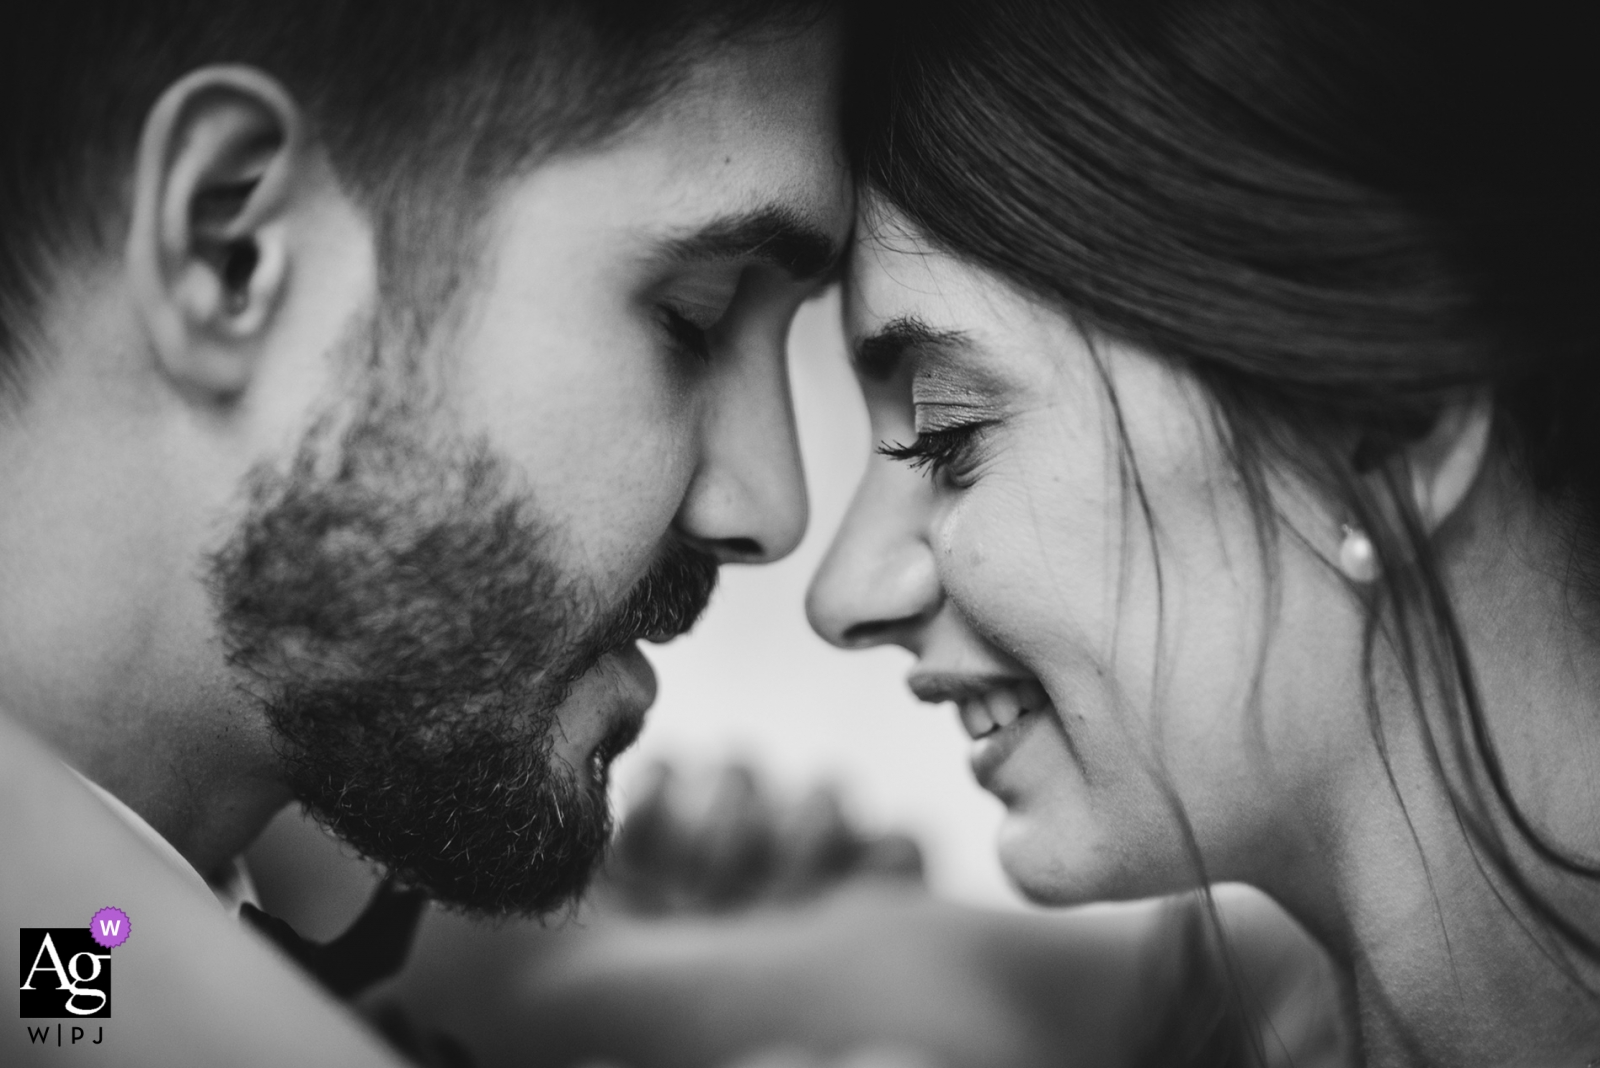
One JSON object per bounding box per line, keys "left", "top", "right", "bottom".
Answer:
{"left": 1, "top": 1, "right": 847, "bottom": 1061}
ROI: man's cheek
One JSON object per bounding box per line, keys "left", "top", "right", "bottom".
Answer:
{"left": 568, "top": 458, "right": 696, "bottom": 569}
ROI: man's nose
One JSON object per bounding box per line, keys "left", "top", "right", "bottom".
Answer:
{"left": 807, "top": 456, "right": 941, "bottom": 650}
{"left": 675, "top": 341, "right": 808, "bottom": 565}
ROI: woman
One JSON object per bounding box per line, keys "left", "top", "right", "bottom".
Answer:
{"left": 808, "top": 0, "right": 1599, "bottom": 1064}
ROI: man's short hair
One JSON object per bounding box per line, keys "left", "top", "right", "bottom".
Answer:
{"left": 0, "top": 0, "right": 832, "bottom": 397}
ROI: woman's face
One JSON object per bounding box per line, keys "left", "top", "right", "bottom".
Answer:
{"left": 808, "top": 205, "right": 1370, "bottom": 904}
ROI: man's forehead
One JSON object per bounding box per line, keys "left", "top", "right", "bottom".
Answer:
{"left": 552, "top": 97, "right": 849, "bottom": 280}
{"left": 483, "top": 16, "right": 850, "bottom": 286}
{"left": 656, "top": 16, "right": 844, "bottom": 129}
{"left": 622, "top": 19, "right": 849, "bottom": 222}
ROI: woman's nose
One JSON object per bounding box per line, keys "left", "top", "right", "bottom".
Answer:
{"left": 807, "top": 456, "right": 942, "bottom": 650}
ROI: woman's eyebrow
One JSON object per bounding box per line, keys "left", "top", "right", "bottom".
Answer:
{"left": 853, "top": 316, "right": 971, "bottom": 381}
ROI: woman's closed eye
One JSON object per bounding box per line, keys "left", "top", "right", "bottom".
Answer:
{"left": 878, "top": 420, "right": 995, "bottom": 486}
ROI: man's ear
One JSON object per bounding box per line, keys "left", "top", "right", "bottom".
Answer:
{"left": 1370, "top": 392, "right": 1495, "bottom": 535}
{"left": 126, "top": 66, "right": 304, "bottom": 399}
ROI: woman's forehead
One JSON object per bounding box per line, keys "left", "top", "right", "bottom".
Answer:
{"left": 845, "top": 225, "right": 1089, "bottom": 388}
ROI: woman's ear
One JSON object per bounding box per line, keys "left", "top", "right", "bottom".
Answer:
{"left": 126, "top": 65, "right": 304, "bottom": 399}
{"left": 1391, "top": 391, "right": 1495, "bottom": 534}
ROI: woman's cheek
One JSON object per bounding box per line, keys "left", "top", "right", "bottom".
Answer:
{"left": 933, "top": 488, "right": 1058, "bottom": 651}
{"left": 930, "top": 495, "right": 995, "bottom": 597}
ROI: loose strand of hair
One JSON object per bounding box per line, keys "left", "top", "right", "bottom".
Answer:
{"left": 1086, "top": 333, "right": 1270, "bottom": 1067}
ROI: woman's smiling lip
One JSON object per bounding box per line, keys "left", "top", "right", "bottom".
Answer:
{"left": 969, "top": 708, "right": 1050, "bottom": 789}
{"left": 907, "top": 670, "right": 1056, "bottom": 788}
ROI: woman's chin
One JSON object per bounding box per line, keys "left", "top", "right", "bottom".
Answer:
{"left": 996, "top": 808, "right": 1178, "bottom": 906}
{"left": 996, "top": 809, "right": 1101, "bottom": 904}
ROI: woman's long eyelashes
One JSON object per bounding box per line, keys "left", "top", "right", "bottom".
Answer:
{"left": 660, "top": 305, "right": 714, "bottom": 363}
{"left": 878, "top": 421, "right": 995, "bottom": 482}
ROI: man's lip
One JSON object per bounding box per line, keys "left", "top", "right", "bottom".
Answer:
{"left": 609, "top": 643, "right": 658, "bottom": 711}
{"left": 577, "top": 645, "right": 655, "bottom": 781}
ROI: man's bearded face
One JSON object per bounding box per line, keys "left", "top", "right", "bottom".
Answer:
{"left": 210, "top": 359, "right": 717, "bottom": 916}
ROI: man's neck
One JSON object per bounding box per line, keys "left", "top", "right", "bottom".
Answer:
{"left": 70, "top": 744, "right": 291, "bottom": 881}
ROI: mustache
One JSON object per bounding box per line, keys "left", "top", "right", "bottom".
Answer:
{"left": 586, "top": 540, "right": 720, "bottom": 659}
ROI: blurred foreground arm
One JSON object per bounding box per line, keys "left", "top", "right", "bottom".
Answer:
{"left": 0, "top": 711, "right": 403, "bottom": 1067}
{"left": 377, "top": 762, "right": 1349, "bottom": 1068}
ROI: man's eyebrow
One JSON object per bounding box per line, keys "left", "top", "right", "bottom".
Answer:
{"left": 657, "top": 206, "right": 840, "bottom": 281}
{"left": 854, "top": 316, "right": 972, "bottom": 382}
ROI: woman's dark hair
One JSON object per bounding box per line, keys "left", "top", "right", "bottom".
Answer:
{"left": 846, "top": 0, "right": 1597, "bottom": 1054}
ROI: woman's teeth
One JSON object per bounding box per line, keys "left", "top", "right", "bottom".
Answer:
{"left": 957, "top": 681, "right": 1050, "bottom": 739}
{"left": 958, "top": 699, "right": 995, "bottom": 738}
{"left": 987, "top": 688, "right": 1021, "bottom": 730}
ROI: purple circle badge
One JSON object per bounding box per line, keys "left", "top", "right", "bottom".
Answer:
{"left": 89, "top": 907, "right": 131, "bottom": 949}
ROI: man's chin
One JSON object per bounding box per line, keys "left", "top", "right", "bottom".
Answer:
{"left": 398, "top": 647, "right": 654, "bottom": 914}
{"left": 267, "top": 688, "right": 617, "bottom": 917}
{"left": 367, "top": 762, "right": 614, "bottom": 919}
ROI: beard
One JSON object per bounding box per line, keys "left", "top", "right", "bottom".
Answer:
{"left": 209, "top": 370, "right": 718, "bottom": 917}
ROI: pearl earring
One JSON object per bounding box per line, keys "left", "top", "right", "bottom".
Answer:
{"left": 1339, "top": 524, "right": 1378, "bottom": 583}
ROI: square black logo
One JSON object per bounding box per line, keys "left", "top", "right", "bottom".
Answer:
{"left": 19, "top": 929, "right": 111, "bottom": 1019}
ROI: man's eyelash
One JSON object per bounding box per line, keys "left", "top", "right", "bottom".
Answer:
{"left": 660, "top": 306, "right": 712, "bottom": 363}
{"left": 877, "top": 421, "right": 994, "bottom": 477}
